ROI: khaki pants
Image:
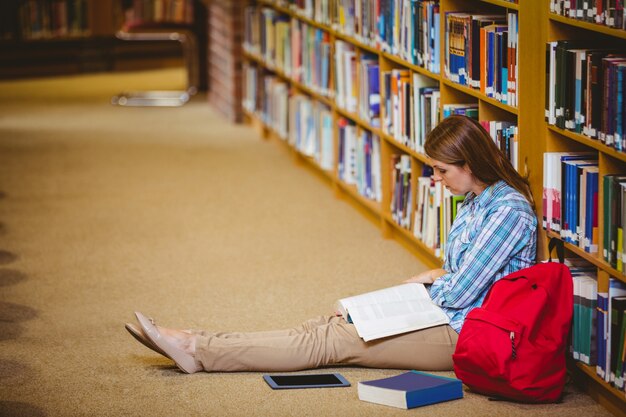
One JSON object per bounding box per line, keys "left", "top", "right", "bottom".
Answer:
{"left": 193, "top": 316, "right": 458, "bottom": 372}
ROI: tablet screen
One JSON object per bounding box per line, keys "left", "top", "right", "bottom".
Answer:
{"left": 263, "top": 373, "right": 350, "bottom": 389}
{"left": 269, "top": 374, "right": 342, "bottom": 386}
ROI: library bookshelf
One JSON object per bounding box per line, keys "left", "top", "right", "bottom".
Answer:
{"left": 0, "top": 0, "right": 121, "bottom": 78}
{"left": 242, "top": 1, "right": 626, "bottom": 415}
{"left": 545, "top": 3, "right": 626, "bottom": 416}
{"left": 0, "top": 0, "right": 204, "bottom": 80}
{"left": 0, "top": 0, "right": 117, "bottom": 42}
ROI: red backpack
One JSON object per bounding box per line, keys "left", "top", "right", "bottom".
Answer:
{"left": 452, "top": 242, "right": 573, "bottom": 403}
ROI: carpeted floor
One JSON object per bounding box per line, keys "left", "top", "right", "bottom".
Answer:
{"left": 0, "top": 69, "right": 613, "bottom": 416}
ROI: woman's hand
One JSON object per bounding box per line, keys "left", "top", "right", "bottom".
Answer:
{"left": 403, "top": 269, "right": 447, "bottom": 284}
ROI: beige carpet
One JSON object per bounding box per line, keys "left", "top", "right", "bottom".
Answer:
{"left": 0, "top": 69, "right": 612, "bottom": 416}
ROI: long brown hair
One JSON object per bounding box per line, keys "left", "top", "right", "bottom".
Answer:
{"left": 424, "top": 115, "right": 535, "bottom": 209}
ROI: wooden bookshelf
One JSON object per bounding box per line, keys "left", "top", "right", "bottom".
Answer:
{"left": 545, "top": 3, "right": 626, "bottom": 415}
{"left": 242, "top": 1, "right": 626, "bottom": 414}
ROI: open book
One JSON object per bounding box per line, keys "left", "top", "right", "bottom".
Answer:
{"left": 335, "top": 283, "right": 450, "bottom": 342}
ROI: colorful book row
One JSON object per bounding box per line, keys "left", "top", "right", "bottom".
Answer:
{"left": 550, "top": 0, "right": 626, "bottom": 30}
{"left": 245, "top": 6, "right": 333, "bottom": 97}
{"left": 412, "top": 168, "right": 464, "bottom": 259}
{"left": 568, "top": 257, "right": 626, "bottom": 393}
{"left": 277, "top": 0, "right": 443, "bottom": 74}
{"left": 543, "top": 152, "right": 626, "bottom": 275}
{"left": 444, "top": 11, "right": 519, "bottom": 107}
{"left": 338, "top": 119, "right": 383, "bottom": 202}
{"left": 571, "top": 258, "right": 599, "bottom": 366}
{"left": 123, "top": 0, "right": 194, "bottom": 26}
{"left": 597, "top": 278, "right": 626, "bottom": 388}
{"left": 17, "top": 0, "right": 90, "bottom": 39}
{"left": 545, "top": 41, "right": 625, "bottom": 153}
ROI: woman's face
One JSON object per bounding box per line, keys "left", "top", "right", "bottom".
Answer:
{"left": 430, "top": 159, "right": 485, "bottom": 196}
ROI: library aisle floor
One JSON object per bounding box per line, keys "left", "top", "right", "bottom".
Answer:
{"left": 0, "top": 69, "right": 613, "bottom": 417}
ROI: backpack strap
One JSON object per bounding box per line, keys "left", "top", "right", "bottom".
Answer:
{"left": 547, "top": 237, "right": 565, "bottom": 264}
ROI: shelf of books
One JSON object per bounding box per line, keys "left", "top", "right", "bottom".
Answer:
{"left": 544, "top": 0, "right": 626, "bottom": 415}
{"left": 242, "top": 0, "right": 527, "bottom": 268}
{"left": 124, "top": 0, "right": 194, "bottom": 28}
{"left": 0, "top": 0, "right": 117, "bottom": 41}
{"left": 243, "top": 1, "right": 625, "bottom": 412}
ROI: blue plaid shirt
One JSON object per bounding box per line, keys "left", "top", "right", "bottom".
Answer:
{"left": 429, "top": 180, "right": 537, "bottom": 333}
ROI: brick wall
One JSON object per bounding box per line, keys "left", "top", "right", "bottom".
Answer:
{"left": 204, "top": 0, "right": 245, "bottom": 123}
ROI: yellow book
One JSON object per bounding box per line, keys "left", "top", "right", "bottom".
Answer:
{"left": 339, "top": 5, "right": 345, "bottom": 27}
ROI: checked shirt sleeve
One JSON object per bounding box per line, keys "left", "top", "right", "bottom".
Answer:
{"left": 429, "top": 205, "right": 534, "bottom": 310}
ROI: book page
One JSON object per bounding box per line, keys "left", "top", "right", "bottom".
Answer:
{"left": 336, "top": 283, "right": 450, "bottom": 341}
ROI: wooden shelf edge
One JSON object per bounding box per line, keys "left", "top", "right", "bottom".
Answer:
{"left": 547, "top": 125, "right": 626, "bottom": 163}
{"left": 242, "top": 109, "right": 270, "bottom": 137}
{"left": 242, "top": 50, "right": 334, "bottom": 108}
{"left": 244, "top": 109, "right": 337, "bottom": 186}
{"left": 549, "top": 13, "right": 626, "bottom": 40}
{"left": 441, "top": 78, "right": 519, "bottom": 115}
{"left": 334, "top": 180, "right": 382, "bottom": 218}
{"left": 569, "top": 360, "right": 626, "bottom": 417}
{"left": 379, "top": 134, "right": 430, "bottom": 165}
{"left": 545, "top": 231, "right": 626, "bottom": 280}
{"left": 573, "top": 361, "right": 626, "bottom": 401}
{"left": 332, "top": 30, "right": 379, "bottom": 55}
{"left": 480, "top": 0, "right": 519, "bottom": 10}
{"left": 334, "top": 107, "right": 382, "bottom": 134}
{"left": 382, "top": 212, "right": 443, "bottom": 266}
{"left": 380, "top": 50, "right": 441, "bottom": 81}
{"left": 293, "top": 151, "right": 336, "bottom": 184}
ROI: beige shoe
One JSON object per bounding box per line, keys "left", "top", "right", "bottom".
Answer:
{"left": 125, "top": 322, "right": 171, "bottom": 359}
{"left": 135, "top": 312, "right": 202, "bottom": 374}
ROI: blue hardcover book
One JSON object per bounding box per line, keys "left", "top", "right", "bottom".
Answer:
{"left": 573, "top": 161, "right": 597, "bottom": 245}
{"left": 358, "top": 371, "right": 463, "bottom": 409}
{"left": 433, "top": 9, "right": 440, "bottom": 74}
{"left": 388, "top": 0, "right": 394, "bottom": 52}
{"left": 574, "top": 50, "right": 584, "bottom": 132}
{"left": 321, "top": 42, "right": 330, "bottom": 93}
{"left": 501, "top": 66, "right": 508, "bottom": 104}
{"left": 562, "top": 160, "right": 574, "bottom": 242}
{"left": 487, "top": 29, "right": 495, "bottom": 97}
{"left": 459, "top": 18, "right": 467, "bottom": 86}
{"left": 561, "top": 157, "right": 597, "bottom": 242}
{"left": 410, "top": 0, "right": 417, "bottom": 65}
{"left": 368, "top": 64, "right": 381, "bottom": 125}
{"left": 616, "top": 64, "right": 625, "bottom": 152}
{"left": 486, "top": 25, "right": 507, "bottom": 98}
{"left": 585, "top": 169, "right": 599, "bottom": 253}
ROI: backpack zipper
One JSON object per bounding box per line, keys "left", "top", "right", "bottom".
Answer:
{"left": 510, "top": 332, "right": 517, "bottom": 360}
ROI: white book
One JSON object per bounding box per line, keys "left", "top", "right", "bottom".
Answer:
{"left": 373, "top": 136, "right": 382, "bottom": 202}
{"left": 411, "top": 73, "right": 438, "bottom": 153}
{"left": 320, "top": 109, "right": 333, "bottom": 171}
{"left": 335, "top": 283, "right": 450, "bottom": 342}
